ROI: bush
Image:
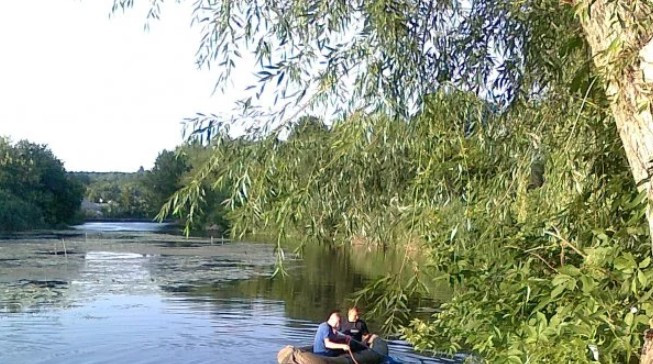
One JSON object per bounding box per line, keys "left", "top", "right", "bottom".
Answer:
{"left": 0, "top": 189, "right": 44, "bottom": 231}
{"left": 0, "top": 138, "right": 83, "bottom": 230}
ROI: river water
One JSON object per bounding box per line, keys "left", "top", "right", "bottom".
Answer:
{"left": 0, "top": 223, "right": 461, "bottom": 364}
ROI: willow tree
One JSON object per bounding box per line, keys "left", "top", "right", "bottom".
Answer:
{"left": 114, "top": 0, "right": 653, "bottom": 361}
{"left": 574, "top": 1, "right": 653, "bottom": 253}
{"left": 116, "top": 0, "right": 653, "bottom": 245}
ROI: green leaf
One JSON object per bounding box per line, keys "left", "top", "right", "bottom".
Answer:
{"left": 625, "top": 312, "right": 634, "bottom": 327}
{"left": 552, "top": 274, "right": 572, "bottom": 287}
{"left": 614, "top": 255, "right": 637, "bottom": 272}
{"left": 580, "top": 275, "right": 596, "bottom": 293}
{"left": 638, "top": 270, "right": 648, "bottom": 286}
{"left": 551, "top": 285, "right": 566, "bottom": 299}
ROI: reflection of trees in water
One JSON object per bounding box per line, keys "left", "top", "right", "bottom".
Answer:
{"left": 196, "top": 244, "right": 422, "bottom": 324}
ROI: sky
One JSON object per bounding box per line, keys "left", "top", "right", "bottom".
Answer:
{"left": 0, "top": 1, "right": 254, "bottom": 172}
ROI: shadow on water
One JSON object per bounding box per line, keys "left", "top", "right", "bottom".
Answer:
{"left": 0, "top": 222, "right": 462, "bottom": 364}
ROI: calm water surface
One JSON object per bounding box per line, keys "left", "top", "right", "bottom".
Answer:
{"left": 0, "top": 223, "right": 461, "bottom": 364}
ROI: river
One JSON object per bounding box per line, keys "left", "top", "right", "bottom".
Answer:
{"left": 0, "top": 222, "right": 461, "bottom": 363}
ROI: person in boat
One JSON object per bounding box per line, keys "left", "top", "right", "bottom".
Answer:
{"left": 313, "top": 310, "right": 352, "bottom": 357}
{"left": 340, "top": 306, "right": 377, "bottom": 351}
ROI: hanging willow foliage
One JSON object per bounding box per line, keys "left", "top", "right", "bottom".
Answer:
{"left": 110, "top": 0, "right": 653, "bottom": 362}
{"left": 156, "top": 86, "right": 651, "bottom": 362}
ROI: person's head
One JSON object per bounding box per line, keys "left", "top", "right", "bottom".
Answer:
{"left": 326, "top": 310, "right": 342, "bottom": 329}
{"left": 347, "top": 306, "right": 360, "bottom": 322}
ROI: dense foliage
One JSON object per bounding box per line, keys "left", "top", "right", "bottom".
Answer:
{"left": 168, "top": 88, "right": 651, "bottom": 362}
{"left": 113, "top": 0, "right": 653, "bottom": 362}
{"left": 145, "top": 150, "right": 191, "bottom": 215}
{"left": 0, "top": 138, "right": 84, "bottom": 231}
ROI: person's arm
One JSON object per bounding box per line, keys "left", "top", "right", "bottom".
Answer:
{"left": 360, "top": 321, "right": 374, "bottom": 344}
{"left": 362, "top": 333, "right": 374, "bottom": 344}
{"left": 325, "top": 338, "right": 350, "bottom": 351}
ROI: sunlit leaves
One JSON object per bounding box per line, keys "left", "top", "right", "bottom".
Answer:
{"left": 111, "top": 0, "right": 653, "bottom": 362}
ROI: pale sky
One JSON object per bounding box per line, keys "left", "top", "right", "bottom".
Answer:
{"left": 0, "top": 0, "right": 254, "bottom": 172}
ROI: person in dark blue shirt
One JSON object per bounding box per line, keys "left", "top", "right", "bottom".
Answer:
{"left": 313, "top": 310, "right": 352, "bottom": 357}
{"left": 340, "top": 307, "right": 377, "bottom": 351}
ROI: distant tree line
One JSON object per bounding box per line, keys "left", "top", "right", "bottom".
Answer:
{"left": 73, "top": 170, "right": 152, "bottom": 219}
{"left": 73, "top": 144, "right": 230, "bottom": 232}
{"left": 0, "top": 136, "right": 231, "bottom": 233}
{"left": 0, "top": 138, "right": 84, "bottom": 231}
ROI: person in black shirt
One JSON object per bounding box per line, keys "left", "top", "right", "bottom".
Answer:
{"left": 340, "top": 306, "right": 376, "bottom": 351}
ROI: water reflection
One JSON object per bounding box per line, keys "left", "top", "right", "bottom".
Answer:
{"left": 205, "top": 246, "right": 368, "bottom": 322}
{"left": 188, "top": 243, "right": 459, "bottom": 363}
{"left": 202, "top": 244, "right": 449, "bottom": 325}
{"left": 0, "top": 223, "right": 458, "bottom": 363}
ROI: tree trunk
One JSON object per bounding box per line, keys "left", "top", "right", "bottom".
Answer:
{"left": 643, "top": 329, "right": 653, "bottom": 364}
{"left": 573, "top": 1, "right": 653, "bottom": 362}
{"left": 574, "top": 0, "right": 653, "bottom": 251}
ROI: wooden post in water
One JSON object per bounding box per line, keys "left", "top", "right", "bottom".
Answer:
{"left": 62, "top": 239, "right": 68, "bottom": 262}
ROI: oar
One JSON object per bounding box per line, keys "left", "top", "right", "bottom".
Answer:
{"left": 339, "top": 333, "right": 402, "bottom": 364}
